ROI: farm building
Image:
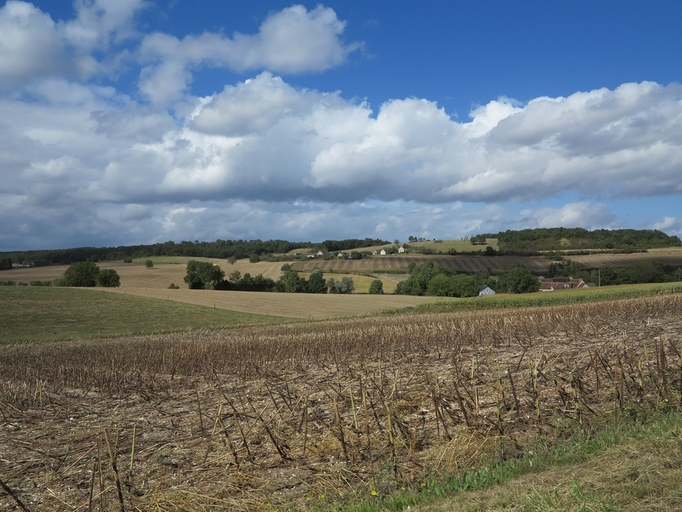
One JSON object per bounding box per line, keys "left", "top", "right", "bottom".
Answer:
{"left": 539, "top": 277, "right": 588, "bottom": 292}
{"left": 478, "top": 285, "right": 496, "bottom": 296}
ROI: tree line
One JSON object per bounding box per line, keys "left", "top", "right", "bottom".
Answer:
{"left": 183, "top": 261, "right": 359, "bottom": 294}
{"left": 0, "top": 238, "right": 392, "bottom": 267}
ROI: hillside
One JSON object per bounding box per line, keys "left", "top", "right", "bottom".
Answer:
{"left": 482, "top": 227, "right": 682, "bottom": 253}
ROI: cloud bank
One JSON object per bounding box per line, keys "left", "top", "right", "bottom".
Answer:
{"left": 0, "top": 1, "right": 681, "bottom": 250}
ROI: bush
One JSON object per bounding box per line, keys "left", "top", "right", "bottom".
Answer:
{"left": 29, "top": 281, "right": 52, "bottom": 286}
{"left": 123, "top": 258, "right": 133, "bottom": 263}
{"left": 168, "top": 283, "right": 180, "bottom": 289}
{"left": 145, "top": 260, "right": 154, "bottom": 269}
{"left": 0, "top": 280, "right": 16, "bottom": 286}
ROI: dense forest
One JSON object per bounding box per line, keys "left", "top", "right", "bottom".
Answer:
{"left": 0, "top": 238, "right": 390, "bottom": 267}
{"left": 479, "top": 228, "right": 681, "bottom": 253}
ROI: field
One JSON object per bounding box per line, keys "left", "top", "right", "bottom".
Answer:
{"left": 569, "top": 247, "right": 682, "bottom": 269}
{"left": 2, "top": 292, "right": 682, "bottom": 510}
{"left": 291, "top": 255, "right": 551, "bottom": 274}
{"left": 0, "top": 287, "right": 284, "bottom": 343}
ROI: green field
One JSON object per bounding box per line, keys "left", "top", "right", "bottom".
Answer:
{"left": 417, "top": 282, "right": 682, "bottom": 312}
{"left": 0, "top": 286, "right": 284, "bottom": 342}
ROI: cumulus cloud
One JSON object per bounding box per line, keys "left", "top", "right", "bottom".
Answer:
{"left": 0, "top": 0, "right": 147, "bottom": 85}
{"left": 519, "top": 203, "right": 617, "bottom": 229}
{"left": 1, "top": 3, "right": 681, "bottom": 249}
{"left": 137, "top": 5, "right": 360, "bottom": 104}
{"left": 0, "top": 1, "right": 68, "bottom": 84}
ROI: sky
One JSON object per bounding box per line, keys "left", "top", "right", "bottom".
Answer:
{"left": 1, "top": 0, "right": 682, "bottom": 251}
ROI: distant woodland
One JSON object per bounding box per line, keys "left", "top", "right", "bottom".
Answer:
{"left": 480, "top": 228, "right": 681, "bottom": 253}
{"left": 0, "top": 238, "right": 390, "bottom": 267}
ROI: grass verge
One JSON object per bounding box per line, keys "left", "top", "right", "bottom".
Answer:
{"left": 333, "top": 410, "right": 682, "bottom": 511}
{"left": 0, "top": 286, "right": 285, "bottom": 342}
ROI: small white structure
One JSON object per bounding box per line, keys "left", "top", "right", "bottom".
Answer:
{"left": 398, "top": 246, "right": 406, "bottom": 253}
{"left": 478, "top": 285, "right": 496, "bottom": 296}
{"left": 380, "top": 249, "right": 387, "bottom": 256}
{"left": 317, "top": 251, "right": 324, "bottom": 257}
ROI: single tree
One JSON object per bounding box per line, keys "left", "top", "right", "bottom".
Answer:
{"left": 307, "top": 268, "right": 328, "bottom": 293}
{"left": 368, "top": 279, "right": 384, "bottom": 294}
{"left": 145, "top": 260, "right": 154, "bottom": 269}
{"left": 97, "top": 269, "right": 121, "bottom": 287}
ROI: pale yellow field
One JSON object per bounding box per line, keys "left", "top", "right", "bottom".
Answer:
{"left": 2, "top": 262, "right": 436, "bottom": 318}
{"left": 103, "top": 287, "right": 439, "bottom": 318}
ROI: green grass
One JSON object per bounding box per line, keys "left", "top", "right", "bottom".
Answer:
{"left": 0, "top": 286, "right": 285, "bottom": 342}
{"left": 416, "top": 282, "right": 682, "bottom": 313}
{"left": 327, "top": 410, "right": 682, "bottom": 512}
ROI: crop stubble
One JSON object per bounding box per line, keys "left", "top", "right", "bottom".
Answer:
{"left": 1, "top": 294, "right": 682, "bottom": 510}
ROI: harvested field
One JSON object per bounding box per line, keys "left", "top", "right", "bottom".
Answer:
{"left": 568, "top": 249, "right": 682, "bottom": 269}
{"left": 2, "top": 294, "right": 682, "bottom": 510}
{"left": 291, "top": 255, "right": 551, "bottom": 274}
{"left": 2, "top": 263, "right": 436, "bottom": 318}
{"left": 101, "top": 287, "right": 437, "bottom": 318}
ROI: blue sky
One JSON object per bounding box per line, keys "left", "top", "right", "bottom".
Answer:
{"left": 1, "top": 0, "right": 681, "bottom": 250}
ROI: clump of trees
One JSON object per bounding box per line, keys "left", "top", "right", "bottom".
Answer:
{"left": 0, "top": 258, "right": 12, "bottom": 270}
{"left": 224, "top": 271, "right": 277, "bottom": 292}
{"left": 497, "top": 265, "right": 540, "bottom": 294}
{"left": 183, "top": 262, "right": 354, "bottom": 294}
{"left": 54, "top": 262, "right": 121, "bottom": 287}
{"left": 327, "top": 276, "right": 355, "bottom": 294}
{"left": 394, "top": 262, "right": 496, "bottom": 297}
{"left": 184, "top": 260, "right": 226, "bottom": 289}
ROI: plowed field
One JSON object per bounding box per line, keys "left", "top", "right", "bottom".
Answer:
{"left": 291, "top": 255, "right": 551, "bottom": 274}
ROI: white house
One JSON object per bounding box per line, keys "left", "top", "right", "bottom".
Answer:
{"left": 478, "top": 285, "right": 496, "bottom": 296}
{"left": 398, "top": 246, "right": 406, "bottom": 253}
{"left": 380, "top": 249, "right": 387, "bottom": 256}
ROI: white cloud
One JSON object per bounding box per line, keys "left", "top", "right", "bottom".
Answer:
{"left": 653, "top": 217, "right": 682, "bottom": 237}
{"left": 0, "top": 0, "right": 147, "bottom": 85}
{"left": 137, "top": 5, "right": 359, "bottom": 105}
{"left": 0, "top": 1, "right": 68, "bottom": 83}
{"left": 0, "top": 4, "right": 681, "bottom": 249}
{"left": 519, "top": 203, "right": 617, "bottom": 229}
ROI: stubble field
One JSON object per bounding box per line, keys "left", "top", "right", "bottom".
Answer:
{"left": 2, "top": 293, "right": 682, "bottom": 510}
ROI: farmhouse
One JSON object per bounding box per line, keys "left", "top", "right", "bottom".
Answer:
{"left": 539, "top": 277, "right": 588, "bottom": 292}
{"left": 478, "top": 285, "right": 495, "bottom": 296}
{"left": 398, "top": 246, "right": 406, "bottom": 253}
